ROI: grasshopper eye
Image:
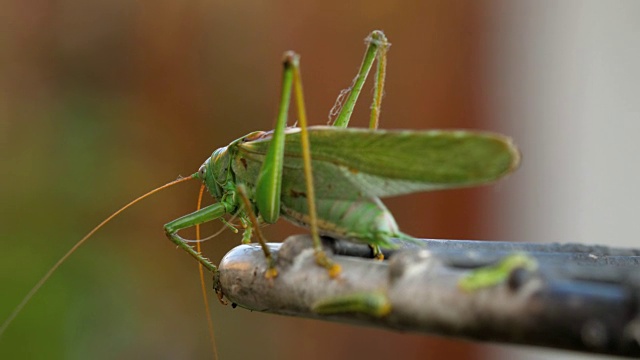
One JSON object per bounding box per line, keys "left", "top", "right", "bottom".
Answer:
{"left": 198, "top": 165, "right": 206, "bottom": 179}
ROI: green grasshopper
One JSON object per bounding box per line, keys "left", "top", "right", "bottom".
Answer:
{"left": 164, "top": 29, "right": 520, "bottom": 279}
{"left": 0, "top": 30, "right": 519, "bottom": 339}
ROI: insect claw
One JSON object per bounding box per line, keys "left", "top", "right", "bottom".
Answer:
{"left": 265, "top": 267, "right": 279, "bottom": 279}
{"left": 216, "top": 293, "right": 229, "bottom": 306}
{"left": 213, "top": 272, "right": 229, "bottom": 305}
{"left": 328, "top": 264, "right": 342, "bottom": 279}
{"left": 314, "top": 250, "right": 342, "bottom": 278}
{"left": 370, "top": 245, "right": 385, "bottom": 260}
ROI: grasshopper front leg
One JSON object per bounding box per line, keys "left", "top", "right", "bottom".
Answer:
{"left": 164, "top": 203, "right": 229, "bottom": 272}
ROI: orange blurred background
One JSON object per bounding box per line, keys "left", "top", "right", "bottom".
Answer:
{"left": 2, "top": 1, "right": 639, "bottom": 359}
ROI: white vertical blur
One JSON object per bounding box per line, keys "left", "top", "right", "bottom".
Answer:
{"left": 485, "top": 1, "right": 640, "bottom": 359}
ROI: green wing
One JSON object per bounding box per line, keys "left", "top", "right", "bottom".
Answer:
{"left": 239, "top": 126, "right": 520, "bottom": 198}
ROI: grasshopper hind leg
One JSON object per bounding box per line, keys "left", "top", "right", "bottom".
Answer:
{"left": 287, "top": 53, "right": 344, "bottom": 278}
{"left": 331, "top": 30, "right": 390, "bottom": 129}
{"left": 290, "top": 31, "right": 389, "bottom": 277}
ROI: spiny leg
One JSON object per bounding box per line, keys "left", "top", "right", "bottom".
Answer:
{"left": 164, "top": 203, "right": 228, "bottom": 272}
{"left": 367, "top": 37, "right": 389, "bottom": 256}
{"left": 288, "top": 52, "right": 341, "bottom": 278}
{"left": 368, "top": 31, "right": 389, "bottom": 130}
{"left": 236, "top": 184, "right": 278, "bottom": 278}
{"left": 331, "top": 30, "right": 390, "bottom": 129}
{"left": 329, "top": 30, "right": 390, "bottom": 258}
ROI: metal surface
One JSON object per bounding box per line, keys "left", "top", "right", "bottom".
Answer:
{"left": 216, "top": 235, "right": 640, "bottom": 358}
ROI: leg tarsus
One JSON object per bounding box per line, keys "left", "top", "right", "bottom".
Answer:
{"left": 314, "top": 250, "right": 342, "bottom": 278}
{"left": 212, "top": 271, "right": 229, "bottom": 305}
{"left": 265, "top": 267, "right": 278, "bottom": 279}
{"left": 371, "top": 244, "right": 385, "bottom": 260}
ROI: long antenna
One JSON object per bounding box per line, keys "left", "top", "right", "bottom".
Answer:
{"left": 0, "top": 175, "right": 195, "bottom": 336}
{"left": 195, "top": 183, "right": 219, "bottom": 359}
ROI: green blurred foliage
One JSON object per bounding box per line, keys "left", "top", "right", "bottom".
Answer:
{"left": 1, "top": 1, "right": 509, "bottom": 359}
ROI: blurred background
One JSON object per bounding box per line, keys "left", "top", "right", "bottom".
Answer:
{"left": 1, "top": 1, "right": 639, "bottom": 359}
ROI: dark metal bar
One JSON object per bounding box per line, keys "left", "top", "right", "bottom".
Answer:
{"left": 215, "top": 235, "right": 640, "bottom": 358}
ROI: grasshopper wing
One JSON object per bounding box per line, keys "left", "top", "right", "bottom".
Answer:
{"left": 239, "top": 126, "right": 520, "bottom": 198}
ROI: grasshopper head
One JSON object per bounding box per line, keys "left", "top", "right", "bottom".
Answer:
{"left": 197, "top": 146, "right": 231, "bottom": 200}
